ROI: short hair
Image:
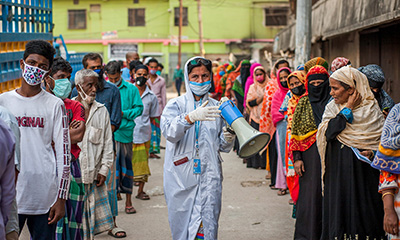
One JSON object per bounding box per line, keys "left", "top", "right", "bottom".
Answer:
{"left": 275, "top": 59, "right": 289, "bottom": 69}
{"left": 126, "top": 52, "right": 139, "bottom": 59}
{"left": 129, "top": 60, "right": 143, "bottom": 72}
{"left": 82, "top": 53, "right": 103, "bottom": 68}
{"left": 105, "top": 61, "right": 121, "bottom": 75}
{"left": 75, "top": 69, "right": 99, "bottom": 86}
{"left": 147, "top": 58, "right": 158, "bottom": 66}
{"left": 23, "top": 40, "right": 56, "bottom": 68}
{"left": 50, "top": 57, "right": 73, "bottom": 76}
{"left": 158, "top": 63, "right": 164, "bottom": 69}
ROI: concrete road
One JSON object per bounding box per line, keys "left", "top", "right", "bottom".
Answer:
{"left": 93, "top": 147, "right": 296, "bottom": 240}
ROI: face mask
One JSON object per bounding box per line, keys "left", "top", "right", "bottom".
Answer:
{"left": 49, "top": 77, "right": 72, "bottom": 100}
{"left": 291, "top": 84, "right": 306, "bottom": 96}
{"left": 373, "top": 90, "right": 380, "bottom": 99}
{"left": 280, "top": 80, "right": 288, "bottom": 88}
{"left": 78, "top": 84, "right": 95, "bottom": 105}
{"left": 256, "top": 75, "right": 264, "bottom": 83}
{"left": 156, "top": 70, "right": 161, "bottom": 75}
{"left": 219, "top": 71, "right": 225, "bottom": 77}
{"left": 150, "top": 69, "right": 157, "bottom": 75}
{"left": 111, "top": 78, "right": 122, "bottom": 87}
{"left": 136, "top": 76, "right": 147, "bottom": 86}
{"left": 22, "top": 61, "right": 49, "bottom": 86}
{"left": 189, "top": 80, "right": 211, "bottom": 96}
{"left": 93, "top": 69, "right": 102, "bottom": 75}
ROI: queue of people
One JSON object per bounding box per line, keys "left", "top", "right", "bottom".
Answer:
{"left": 0, "top": 39, "right": 400, "bottom": 240}
{"left": 209, "top": 55, "right": 398, "bottom": 240}
{"left": 0, "top": 40, "right": 166, "bottom": 240}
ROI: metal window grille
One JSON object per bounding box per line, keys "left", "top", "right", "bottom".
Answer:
{"left": 174, "top": 7, "right": 188, "bottom": 26}
{"left": 128, "top": 8, "right": 145, "bottom": 26}
{"left": 264, "top": 7, "right": 288, "bottom": 26}
{"left": 68, "top": 9, "right": 86, "bottom": 29}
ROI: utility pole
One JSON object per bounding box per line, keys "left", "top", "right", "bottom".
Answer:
{"left": 294, "top": 0, "right": 312, "bottom": 68}
{"left": 178, "top": 0, "right": 183, "bottom": 67}
{"left": 197, "top": 0, "right": 205, "bottom": 57}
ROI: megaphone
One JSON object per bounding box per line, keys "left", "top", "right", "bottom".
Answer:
{"left": 219, "top": 97, "right": 270, "bottom": 158}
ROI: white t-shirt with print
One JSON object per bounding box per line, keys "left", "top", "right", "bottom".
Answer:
{"left": 0, "top": 89, "right": 70, "bottom": 215}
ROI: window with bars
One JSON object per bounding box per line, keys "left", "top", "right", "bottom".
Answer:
{"left": 174, "top": 7, "right": 188, "bottom": 26}
{"left": 128, "top": 8, "right": 145, "bottom": 26}
{"left": 264, "top": 7, "right": 288, "bottom": 26}
{"left": 68, "top": 9, "right": 86, "bottom": 29}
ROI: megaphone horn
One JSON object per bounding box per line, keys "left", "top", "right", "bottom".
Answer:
{"left": 219, "top": 97, "right": 270, "bottom": 158}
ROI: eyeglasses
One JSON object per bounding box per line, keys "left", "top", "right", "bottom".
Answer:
{"left": 189, "top": 58, "right": 211, "bottom": 67}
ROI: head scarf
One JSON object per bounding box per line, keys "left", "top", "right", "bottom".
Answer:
{"left": 331, "top": 57, "right": 350, "bottom": 73}
{"left": 225, "top": 62, "right": 241, "bottom": 99}
{"left": 286, "top": 71, "right": 307, "bottom": 130}
{"left": 240, "top": 60, "right": 251, "bottom": 90}
{"left": 243, "top": 63, "right": 262, "bottom": 108}
{"left": 371, "top": 103, "right": 400, "bottom": 173}
{"left": 271, "top": 58, "right": 289, "bottom": 80}
{"left": 317, "top": 66, "right": 385, "bottom": 179}
{"left": 247, "top": 66, "right": 268, "bottom": 123}
{"left": 260, "top": 70, "right": 279, "bottom": 144}
{"left": 358, "top": 64, "right": 395, "bottom": 111}
{"left": 271, "top": 67, "right": 291, "bottom": 125}
{"left": 304, "top": 57, "right": 329, "bottom": 73}
{"left": 221, "top": 63, "right": 236, "bottom": 97}
{"left": 307, "top": 66, "right": 331, "bottom": 126}
{"left": 212, "top": 65, "right": 226, "bottom": 99}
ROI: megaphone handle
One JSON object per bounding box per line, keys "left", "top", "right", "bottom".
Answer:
{"left": 223, "top": 119, "right": 235, "bottom": 134}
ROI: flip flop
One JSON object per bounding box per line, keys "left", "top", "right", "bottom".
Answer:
{"left": 108, "top": 227, "right": 127, "bottom": 238}
{"left": 277, "top": 189, "right": 288, "bottom": 196}
{"left": 136, "top": 191, "right": 150, "bottom": 200}
{"left": 125, "top": 206, "right": 136, "bottom": 214}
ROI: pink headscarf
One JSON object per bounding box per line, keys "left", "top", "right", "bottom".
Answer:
{"left": 271, "top": 67, "right": 291, "bottom": 125}
{"left": 244, "top": 63, "right": 262, "bottom": 108}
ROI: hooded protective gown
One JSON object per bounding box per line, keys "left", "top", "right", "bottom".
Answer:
{"left": 161, "top": 57, "right": 234, "bottom": 240}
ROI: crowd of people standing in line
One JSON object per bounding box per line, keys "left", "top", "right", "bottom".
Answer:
{"left": 209, "top": 55, "right": 400, "bottom": 239}
{"left": 0, "top": 40, "right": 167, "bottom": 239}
{"left": 1, "top": 38, "right": 400, "bottom": 240}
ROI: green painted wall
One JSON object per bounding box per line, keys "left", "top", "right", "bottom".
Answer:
{"left": 53, "top": 0, "right": 289, "bottom": 72}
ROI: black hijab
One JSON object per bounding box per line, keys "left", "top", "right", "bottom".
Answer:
{"left": 307, "top": 66, "right": 331, "bottom": 126}
{"left": 240, "top": 61, "right": 251, "bottom": 90}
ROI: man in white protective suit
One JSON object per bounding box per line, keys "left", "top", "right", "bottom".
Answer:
{"left": 161, "top": 57, "right": 236, "bottom": 240}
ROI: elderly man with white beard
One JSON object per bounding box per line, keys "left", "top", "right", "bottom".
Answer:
{"left": 73, "top": 69, "right": 114, "bottom": 239}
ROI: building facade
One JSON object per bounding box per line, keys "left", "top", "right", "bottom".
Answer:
{"left": 53, "top": 0, "right": 289, "bottom": 80}
{"left": 274, "top": 0, "right": 400, "bottom": 102}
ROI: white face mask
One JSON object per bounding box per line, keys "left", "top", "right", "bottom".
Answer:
{"left": 78, "top": 84, "right": 95, "bottom": 106}
{"left": 22, "top": 61, "right": 49, "bottom": 86}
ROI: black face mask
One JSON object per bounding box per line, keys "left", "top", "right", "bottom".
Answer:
{"left": 136, "top": 76, "right": 147, "bottom": 86}
{"left": 291, "top": 84, "right": 306, "bottom": 96}
{"left": 280, "top": 80, "right": 288, "bottom": 88}
{"left": 372, "top": 90, "right": 381, "bottom": 100}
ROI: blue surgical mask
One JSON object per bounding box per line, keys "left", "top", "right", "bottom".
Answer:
{"left": 49, "top": 76, "right": 72, "bottom": 100}
{"left": 189, "top": 80, "right": 211, "bottom": 96}
{"left": 150, "top": 69, "right": 157, "bottom": 75}
{"left": 93, "top": 69, "right": 102, "bottom": 74}
{"left": 110, "top": 78, "right": 122, "bottom": 87}
{"left": 156, "top": 70, "right": 161, "bottom": 75}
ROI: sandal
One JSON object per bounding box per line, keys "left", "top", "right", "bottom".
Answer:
{"left": 125, "top": 206, "right": 136, "bottom": 214}
{"left": 270, "top": 185, "right": 278, "bottom": 190}
{"left": 108, "top": 227, "right": 127, "bottom": 238}
{"left": 136, "top": 191, "right": 150, "bottom": 200}
{"left": 288, "top": 199, "right": 295, "bottom": 205}
{"left": 277, "top": 189, "right": 288, "bottom": 196}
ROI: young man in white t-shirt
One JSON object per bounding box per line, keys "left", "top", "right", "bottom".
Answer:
{"left": 0, "top": 40, "right": 71, "bottom": 240}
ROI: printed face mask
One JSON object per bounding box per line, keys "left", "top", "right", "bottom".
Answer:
{"left": 189, "top": 80, "right": 211, "bottom": 96}
{"left": 50, "top": 76, "right": 72, "bottom": 100}
{"left": 22, "top": 61, "right": 49, "bottom": 86}
{"left": 136, "top": 76, "right": 147, "bottom": 86}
